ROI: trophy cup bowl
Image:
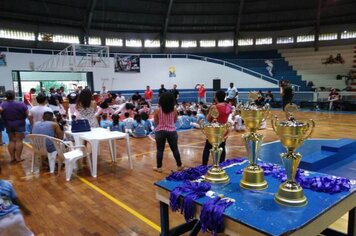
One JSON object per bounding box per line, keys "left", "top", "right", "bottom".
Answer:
{"left": 272, "top": 117, "right": 315, "bottom": 207}
{"left": 239, "top": 106, "right": 270, "bottom": 190}
{"left": 201, "top": 122, "right": 230, "bottom": 184}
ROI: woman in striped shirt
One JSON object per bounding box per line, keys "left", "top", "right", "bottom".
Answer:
{"left": 153, "top": 92, "right": 183, "bottom": 172}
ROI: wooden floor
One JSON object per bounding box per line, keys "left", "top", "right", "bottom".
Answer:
{"left": 0, "top": 110, "right": 355, "bottom": 236}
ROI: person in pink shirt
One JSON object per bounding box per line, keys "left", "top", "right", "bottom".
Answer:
{"left": 196, "top": 83, "right": 206, "bottom": 103}
{"left": 144, "top": 85, "right": 153, "bottom": 108}
{"left": 153, "top": 92, "right": 184, "bottom": 173}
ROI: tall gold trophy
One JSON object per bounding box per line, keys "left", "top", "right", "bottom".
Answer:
{"left": 271, "top": 104, "right": 315, "bottom": 207}
{"left": 240, "top": 92, "right": 270, "bottom": 190}
{"left": 200, "top": 107, "right": 230, "bottom": 183}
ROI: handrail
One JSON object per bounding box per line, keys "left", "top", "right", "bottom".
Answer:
{"left": 1, "top": 45, "right": 301, "bottom": 90}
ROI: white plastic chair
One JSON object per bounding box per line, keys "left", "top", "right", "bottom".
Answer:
{"left": 48, "top": 137, "right": 90, "bottom": 181}
{"left": 26, "top": 134, "right": 58, "bottom": 174}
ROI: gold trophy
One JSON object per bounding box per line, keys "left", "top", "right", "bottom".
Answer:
{"left": 271, "top": 104, "right": 315, "bottom": 207}
{"left": 239, "top": 92, "right": 270, "bottom": 190}
{"left": 200, "top": 106, "right": 230, "bottom": 183}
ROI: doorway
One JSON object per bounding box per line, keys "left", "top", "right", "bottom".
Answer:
{"left": 12, "top": 71, "right": 94, "bottom": 100}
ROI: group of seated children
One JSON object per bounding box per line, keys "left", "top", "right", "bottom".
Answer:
{"left": 323, "top": 53, "right": 345, "bottom": 64}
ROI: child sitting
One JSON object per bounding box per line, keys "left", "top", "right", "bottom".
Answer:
{"left": 141, "top": 112, "right": 154, "bottom": 134}
{"left": 122, "top": 112, "right": 134, "bottom": 134}
{"left": 231, "top": 110, "right": 246, "bottom": 132}
{"left": 138, "top": 102, "right": 150, "bottom": 115}
{"left": 100, "top": 113, "right": 113, "bottom": 129}
{"left": 110, "top": 114, "right": 120, "bottom": 131}
{"left": 132, "top": 114, "right": 147, "bottom": 138}
{"left": 180, "top": 110, "right": 193, "bottom": 129}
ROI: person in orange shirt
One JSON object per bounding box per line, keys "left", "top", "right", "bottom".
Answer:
{"left": 23, "top": 88, "right": 36, "bottom": 109}
{"left": 196, "top": 83, "right": 206, "bottom": 104}
{"left": 144, "top": 85, "right": 153, "bottom": 108}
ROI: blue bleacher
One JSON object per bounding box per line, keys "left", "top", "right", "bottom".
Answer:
{"left": 198, "top": 51, "right": 309, "bottom": 91}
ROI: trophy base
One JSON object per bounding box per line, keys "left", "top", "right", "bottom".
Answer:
{"left": 204, "top": 167, "right": 229, "bottom": 184}
{"left": 240, "top": 165, "right": 268, "bottom": 190}
{"left": 274, "top": 181, "right": 307, "bottom": 207}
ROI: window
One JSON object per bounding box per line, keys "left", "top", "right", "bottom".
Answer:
{"left": 0, "top": 29, "right": 35, "bottom": 41}
{"left": 319, "top": 33, "right": 337, "bottom": 41}
{"left": 105, "top": 38, "right": 123, "bottom": 46}
{"left": 237, "top": 38, "right": 253, "bottom": 46}
{"left": 39, "top": 33, "right": 79, "bottom": 44}
{"left": 341, "top": 31, "right": 356, "bottom": 39}
{"left": 255, "top": 37, "right": 272, "bottom": 45}
{"left": 181, "top": 40, "right": 197, "bottom": 48}
{"left": 88, "top": 37, "right": 101, "bottom": 45}
{"left": 144, "top": 40, "right": 160, "bottom": 48}
{"left": 218, "top": 39, "right": 234, "bottom": 47}
{"left": 126, "top": 39, "right": 142, "bottom": 47}
{"left": 297, "top": 35, "right": 315, "bottom": 42}
{"left": 200, "top": 40, "right": 216, "bottom": 47}
{"left": 166, "top": 40, "right": 179, "bottom": 48}
{"left": 276, "top": 37, "right": 294, "bottom": 44}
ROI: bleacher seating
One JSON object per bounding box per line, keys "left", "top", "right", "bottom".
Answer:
{"left": 279, "top": 45, "right": 354, "bottom": 91}
{"left": 198, "top": 51, "right": 309, "bottom": 91}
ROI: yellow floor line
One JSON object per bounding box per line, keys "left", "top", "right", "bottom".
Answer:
{"left": 77, "top": 176, "right": 161, "bottom": 232}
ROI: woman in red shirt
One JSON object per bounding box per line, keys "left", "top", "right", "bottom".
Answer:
{"left": 202, "top": 90, "right": 232, "bottom": 165}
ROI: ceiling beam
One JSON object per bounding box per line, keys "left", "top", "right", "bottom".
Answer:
{"left": 314, "top": 0, "right": 322, "bottom": 51}
{"left": 234, "top": 0, "right": 244, "bottom": 54}
{"left": 83, "top": 0, "right": 97, "bottom": 43}
{"left": 161, "top": 0, "right": 174, "bottom": 52}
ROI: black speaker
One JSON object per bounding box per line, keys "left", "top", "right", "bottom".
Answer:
{"left": 213, "top": 79, "right": 221, "bottom": 91}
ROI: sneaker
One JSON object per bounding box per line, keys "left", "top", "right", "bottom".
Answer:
{"left": 153, "top": 167, "right": 162, "bottom": 173}
{"left": 177, "top": 165, "right": 185, "bottom": 171}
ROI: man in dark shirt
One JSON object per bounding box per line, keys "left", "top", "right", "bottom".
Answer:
{"left": 280, "top": 80, "right": 293, "bottom": 111}
{"left": 48, "top": 87, "right": 63, "bottom": 113}
{"left": 170, "top": 84, "right": 180, "bottom": 104}
{"left": 158, "top": 84, "right": 167, "bottom": 98}
{"left": 67, "top": 88, "right": 79, "bottom": 115}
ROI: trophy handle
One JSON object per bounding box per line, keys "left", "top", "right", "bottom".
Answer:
{"left": 271, "top": 115, "right": 279, "bottom": 133}
{"left": 199, "top": 119, "right": 206, "bottom": 136}
{"left": 303, "top": 119, "right": 315, "bottom": 140}
{"left": 262, "top": 104, "right": 271, "bottom": 122}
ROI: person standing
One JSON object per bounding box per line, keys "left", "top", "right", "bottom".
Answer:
{"left": 328, "top": 88, "right": 340, "bottom": 110}
{"left": 226, "top": 82, "right": 238, "bottom": 106}
{"left": 28, "top": 93, "right": 52, "bottom": 128}
{"left": 158, "top": 84, "right": 167, "bottom": 98}
{"left": 47, "top": 87, "right": 62, "bottom": 113}
{"left": 0, "top": 90, "right": 28, "bottom": 163}
{"left": 196, "top": 83, "right": 206, "bottom": 103}
{"left": 170, "top": 84, "right": 180, "bottom": 105}
{"left": 280, "top": 80, "right": 293, "bottom": 111}
{"left": 66, "top": 88, "right": 79, "bottom": 116}
{"left": 76, "top": 88, "right": 99, "bottom": 128}
{"left": 144, "top": 86, "right": 153, "bottom": 108}
{"left": 23, "top": 88, "right": 36, "bottom": 110}
{"left": 202, "top": 90, "right": 232, "bottom": 165}
{"left": 153, "top": 92, "right": 184, "bottom": 172}
{"left": 115, "top": 92, "right": 126, "bottom": 105}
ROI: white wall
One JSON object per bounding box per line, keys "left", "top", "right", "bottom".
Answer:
{"left": 0, "top": 52, "right": 277, "bottom": 91}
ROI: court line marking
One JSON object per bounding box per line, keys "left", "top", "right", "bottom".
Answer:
{"left": 25, "top": 142, "right": 161, "bottom": 232}
{"left": 77, "top": 176, "right": 161, "bottom": 232}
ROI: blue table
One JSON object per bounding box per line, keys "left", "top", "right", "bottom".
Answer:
{"left": 155, "top": 162, "right": 356, "bottom": 236}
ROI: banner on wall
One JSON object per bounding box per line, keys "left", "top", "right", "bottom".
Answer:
{"left": 169, "top": 66, "right": 176, "bottom": 78}
{"left": 0, "top": 52, "right": 6, "bottom": 66}
{"left": 114, "top": 55, "right": 140, "bottom": 72}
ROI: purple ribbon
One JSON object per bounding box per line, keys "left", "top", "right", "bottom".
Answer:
{"left": 235, "top": 162, "right": 351, "bottom": 194}
{"left": 169, "top": 181, "right": 211, "bottom": 222}
{"left": 166, "top": 158, "right": 246, "bottom": 181}
{"left": 200, "top": 196, "right": 234, "bottom": 236}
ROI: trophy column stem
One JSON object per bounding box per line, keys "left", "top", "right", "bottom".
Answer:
{"left": 281, "top": 152, "right": 301, "bottom": 183}
{"left": 210, "top": 147, "right": 223, "bottom": 168}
